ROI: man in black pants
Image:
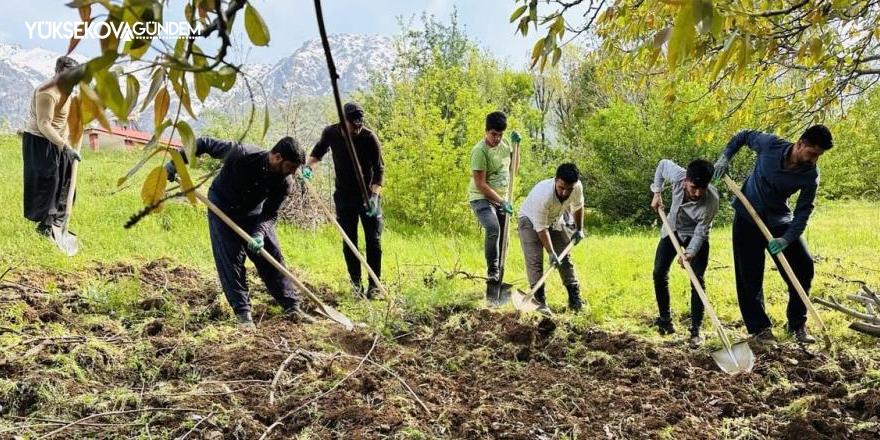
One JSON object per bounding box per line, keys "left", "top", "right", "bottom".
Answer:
{"left": 713, "top": 125, "right": 833, "bottom": 344}
{"left": 304, "top": 102, "right": 385, "bottom": 298}
{"left": 650, "top": 159, "right": 719, "bottom": 347}
{"left": 165, "top": 136, "right": 312, "bottom": 330}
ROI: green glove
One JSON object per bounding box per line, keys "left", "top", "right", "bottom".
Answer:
{"left": 713, "top": 154, "right": 730, "bottom": 180}
{"left": 301, "top": 166, "right": 313, "bottom": 181}
{"left": 501, "top": 200, "right": 514, "bottom": 215}
{"left": 366, "top": 193, "right": 380, "bottom": 217}
{"left": 767, "top": 237, "right": 789, "bottom": 255}
{"left": 247, "top": 234, "right": 264, "bottom": 253}
{"left": 511, "top": 131, "right": 522, "bottom": 143}
{"left": 549, "top": 252, "right": 561, "bottom": 267}
{"left": 63, "top": 146, "right": 82, "bottom": 162}
{"left": 572, "top": 230, "right": 585, "bottom": 245}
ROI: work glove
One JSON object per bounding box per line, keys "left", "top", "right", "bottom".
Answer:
{"left": 511, "top": 131, "right": 522, "bottom": 144}
{"left": 164, "top": 160, "right": 177, "bottom": 182}
{"left": 63, "top": 145, "right": 81, "bottom": 162}
{"left": 713, "top": 154, "right": 730, "bottom": 180}
{"left": 501, "top": 200, "right": 514, "bottom": 215}
{"left": 767, "top": 237, "right": 789, "bottom": 255}
{"left": 572, "top": 229, "right": 585, "bottom": 246}
{"left": 301, "top": 165, "right": 313, "bottom": 181}
{"left": 247, "top": 234, "right": 264, "bottom": 253}
{"left": 366, "top": 193, "right": 380, "bottom": 217}
{"left": 549, "top": 252, "right": 561, "bottom": 267}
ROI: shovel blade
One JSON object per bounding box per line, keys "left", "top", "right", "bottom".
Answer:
{"left": 511, "top": 289, "right": 541, "bottom": 313}
{"left": 712, "top": 341, "right": 755, "bottom": 375}
{"left": 314, "top": 303, "right": 354, "bottom": 330}
{"left": 485, "top": 281, "right": 511, "bottom": 307}
{"left": 50, "top": 226, "right": 79, "bottom": 256}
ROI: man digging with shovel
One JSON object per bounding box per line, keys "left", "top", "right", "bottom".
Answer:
{"left": 468, "top": 111, "right": 520, "bottom": 304}
{"left": 164, "top": 136, "right": 314, "bottom": 330}
{"left": 713, "top": 125, "right": 833, "bottom": 345}
{"left": 303, "top": 102, "right": 385, "bottom": 299}
{"left": 517, "top": 163, "right": 585, "bottom": 315}
{"left": 21, "top": 56, "right": 81, "bottom": 243}
{"left": 650, "top": 159, "right": 719, "bottom": 347}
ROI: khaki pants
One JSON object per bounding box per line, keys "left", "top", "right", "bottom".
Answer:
{"left": 517, "top": 217, "right": 578, "bottom": 288}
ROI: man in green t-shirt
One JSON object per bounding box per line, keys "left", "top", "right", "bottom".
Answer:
{"left": 469, "top": 111, "right": 514, "bottom": 283}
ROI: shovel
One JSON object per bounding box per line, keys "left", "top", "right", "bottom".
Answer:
{"left": 487, "top": 133, "right": 521, "bottom": 306}
{"left": 722, "top": 175, "right": 833, "bottom": 352}
{"left": 511, "top": 241, "right": 576, "bottom": 314}
{"left": 189, "top": 185, "right": 354, "bottom": 330}
{"left": 658, "top": 207, "right": 754, "bottom": 375}
{"left": 51, "top": 141, "right": 81, "bottom": 256}
{"left": 302, "top": 180, "right": 389, "bottom": 301}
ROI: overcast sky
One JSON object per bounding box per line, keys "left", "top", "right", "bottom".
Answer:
{"left": 2, "top": 0, "right": 549, "bottom": 68}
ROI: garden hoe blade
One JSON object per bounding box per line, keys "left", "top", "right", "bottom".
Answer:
{"left": 50, "top": 225, "right": 78, "bottom": 256}
{"left": 712, "top": 341, "right": 755, "bottom": 375}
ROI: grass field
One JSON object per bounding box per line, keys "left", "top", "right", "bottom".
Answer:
{"left": 2, "top": 134, "right": 878, "bottom": 345}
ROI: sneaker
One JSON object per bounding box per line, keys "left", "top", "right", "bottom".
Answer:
{"left": 653, "top": 317, "right": 675, "bottom": 335}
{"left": 365, "top": 285, "right": 383, "bottom": 300}
{"left": 283, "top": 306, "right": 316, "bottom": 325}
{"left": 536, "top": 304, "right": 553, "bottom": 316}
{"left": 688, "top": 329, "right": 704, "bottom": 348}
{"left": 235, "top": 311, "right": 256, "bottom": 330}
{"left": 753, "top": 328, "right": 777, "bottom": 346}
{"left": 791, "top": 327, "right": 817, "bottom": 344}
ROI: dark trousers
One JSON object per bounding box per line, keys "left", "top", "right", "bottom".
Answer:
{"left": 208, "top": 212, "right": 301, "bottom": 314}
{"left": 653, "top": 235, "right": 709, "bottom": 331}
{"left": 470, "top": 199, "right": 507, "bottom": 277}
{"left": 334, "top": 192, "right": 382, "bottom": 289}
{"left": 733, "top": 212, "right": 813, "bottom": 334}
{"left": 22, "top": 132, "right": 74, "bottom": 227}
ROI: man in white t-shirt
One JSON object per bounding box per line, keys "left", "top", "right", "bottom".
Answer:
{"left": 518, "top": 163, "right": 586, "bottom": 315}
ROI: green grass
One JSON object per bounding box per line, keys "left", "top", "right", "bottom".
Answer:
{"left": 2, "top": 134, "right": 879, "bottom": 345}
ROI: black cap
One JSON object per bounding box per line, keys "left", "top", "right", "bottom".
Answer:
{"left": 344, "top": 102, "right": 365, "bottom": 125}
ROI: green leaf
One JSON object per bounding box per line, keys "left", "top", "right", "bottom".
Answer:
{"left": 175, "top": 120, "right": 196, "bottom": 162}
{"left": 141, "top": 165, "right": 167, "bottom": 211}
{"left": 510, "top": 5, "right": 528, "bottom": 23}
{"left": 262, "top": 104, "right": 270, "bottom": 140}
{"left": 125, "top": 74, "right": 140, "bottom": 115}
{"left": 194, "top": 71, "right": 210, "bottom": 102}
{"left": 667, "top": 2, "right": 696, "bottom": 70}
{"left": 206, "top": 66, "right": 238, "bottom": 92}
{"left": 531, "top": 38, "right": 545, "bottom": 61}
{"left": 171, "top": 72, "right": 197, "bottom": 119}
{"left": 244, "top": 3, "right": 270, "bottom": 46}
{"left": 169, "top": 149, "right": 197, "bottom": 205}
{"left": 95, "top": 69, "right": 127, "bottom": 121}
{"left": 710, "top": 33, "right": 736, "bottom": 82}
{"left": 67, "top": 96, "right": 83, "bottom": 146}
{"left": 154, "top": 88, "right": 170, "bottom": 129}
{"left": 140, "top": 68, "right": 165, "bottom": 112}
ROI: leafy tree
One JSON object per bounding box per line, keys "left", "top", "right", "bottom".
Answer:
{"left": 512, "top": 0, "right": 880, "bottom": 130}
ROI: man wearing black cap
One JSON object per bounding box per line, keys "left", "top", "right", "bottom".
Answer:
{"left": 713, "top": 125, "right": 833, "bottom": 345}
{"left": 649, "top": 159, "right": 719, "bottom": 347}
{"left": 304, "top": 102, "right": 385, "bottom": 298}
{"left": 164, "top": 136, "right": 312, "bottom": 329}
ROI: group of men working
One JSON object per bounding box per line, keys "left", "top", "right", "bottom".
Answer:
{"left": 23, "top": 56, "right": 833, "bottom": 344}
{"left": 468, "top": 110, "right": 833, "bottom": 347}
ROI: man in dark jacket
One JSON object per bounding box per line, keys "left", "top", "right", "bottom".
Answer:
{"left": 714, "top": 125, "right": 833, "bottom": 344}
{"left": 166, "top": 136, "right": 311, "bottom": 329}
{"left": 303, "top": 102, "right": 385, "bottom": 298}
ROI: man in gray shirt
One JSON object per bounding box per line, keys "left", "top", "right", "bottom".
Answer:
{"left": 650, "top": 159, "right": 719, "bottom": 347}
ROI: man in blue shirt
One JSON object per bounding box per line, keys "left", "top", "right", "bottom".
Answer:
{"left": 713, "top": 125, "right": 833, "bottom": 344}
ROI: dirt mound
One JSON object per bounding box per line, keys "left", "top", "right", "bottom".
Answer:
{"left": 1, "top": 261, "right": 878, "bottom": 439}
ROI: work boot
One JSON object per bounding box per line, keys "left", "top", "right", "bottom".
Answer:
{"left": 534, "top": 286, "right": 552, "bottom": 316}
{"left": 486, "top": 271, "right": 500, "bottom": 283}
{"left": 653, "top": 317, "right": 675, "bottom": 335}
{"left": 235, "top": 311, "right": 256, "bottom": 330}
{"left": 283, "top": 305, "right": 316, "bottom": 325}
{"left": 565, "top": 284, "right": 583, "bottom": 312}
{"left": 688, "top": 328, "right": 704, "bottom": 348}
{"left": 790, "top": 326, "right": 817, "bottom": 344}
{"left": 366, "top": 284, "right": 382, "bottom": 300}
{"left": 35, "top": 223, "right": 52, "bottom": 238}
{"left": 753, "top": 328, "right": 777, "bottom": 346}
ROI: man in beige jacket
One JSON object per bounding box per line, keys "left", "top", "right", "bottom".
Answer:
{"left": 22, "top": 56, "right": 80, "bottom": 237}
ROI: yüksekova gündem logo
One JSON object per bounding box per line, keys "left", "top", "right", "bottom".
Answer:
{"left": 26, "top": 21, "right": 202, "bottom": 41}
